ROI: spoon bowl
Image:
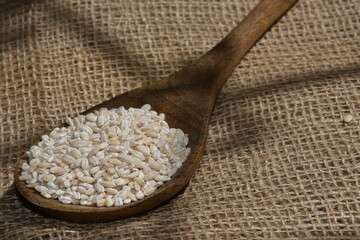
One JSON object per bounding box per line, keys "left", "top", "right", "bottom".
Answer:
{"left": 14, "top": 0, "right": 297, "bottom": 222}
{"left": 15, "top": 83, "right": 209, "bottom": 222}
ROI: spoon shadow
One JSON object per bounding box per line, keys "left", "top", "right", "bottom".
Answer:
{"left": 0, "top": 182, "right": 188, "bottom": 238}
{"left": 211, "top": 63, "right": 360, "bottom": 150}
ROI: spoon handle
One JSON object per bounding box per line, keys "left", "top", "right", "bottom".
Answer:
{"left": 174, "top": 0, "right": 297, "bottom": 100}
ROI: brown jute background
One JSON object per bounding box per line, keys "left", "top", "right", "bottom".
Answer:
{"left": 1, "top": 0, "right": 360, "bottom": 239}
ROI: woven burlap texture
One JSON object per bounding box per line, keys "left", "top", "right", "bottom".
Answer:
{"left": 1, "top": 0, "right": 360, "bottom": 239}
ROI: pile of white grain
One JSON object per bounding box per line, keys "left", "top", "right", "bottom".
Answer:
{"left": 19, "top": 104, "right": 190, "bottom": 207}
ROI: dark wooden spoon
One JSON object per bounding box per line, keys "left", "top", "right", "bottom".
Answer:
{"left": 14, "top": 0, "right": 297, "bottom": 222}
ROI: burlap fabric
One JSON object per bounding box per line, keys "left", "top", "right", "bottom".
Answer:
{"left": 1, "top": 0, "right": 360, "bottom": 239}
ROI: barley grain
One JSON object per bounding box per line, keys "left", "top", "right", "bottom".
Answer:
{"left": 34, "top": 186, "right": 49, "bottom": 192}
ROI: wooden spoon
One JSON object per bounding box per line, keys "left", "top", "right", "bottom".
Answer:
{"left": 14, "top": 0, "right": 297, "bottom": 222}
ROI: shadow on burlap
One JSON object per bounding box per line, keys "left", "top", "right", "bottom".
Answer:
{"left": 1, "top": 0, "right": 360, "bottom": 239}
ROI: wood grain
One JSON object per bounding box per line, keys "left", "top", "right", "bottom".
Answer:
{"left": 14, "top": 0, "right": 297, "bottom": 222}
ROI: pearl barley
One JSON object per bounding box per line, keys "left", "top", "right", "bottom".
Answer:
{"left": 20, "top": 105, "right": 190, "bottom": 207}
